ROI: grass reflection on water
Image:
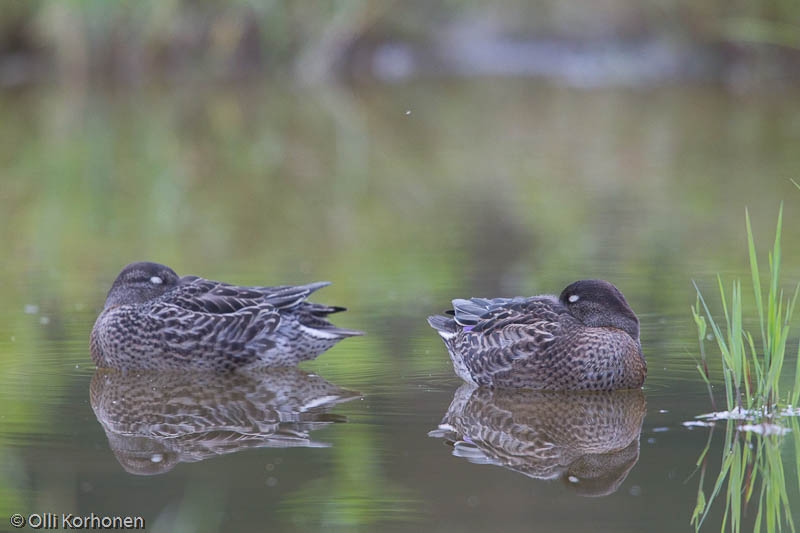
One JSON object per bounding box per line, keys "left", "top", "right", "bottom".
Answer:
{"left": 691, "top": 418, "right": 799, "bottom": 533}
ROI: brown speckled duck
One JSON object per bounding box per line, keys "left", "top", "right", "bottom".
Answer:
{"left": 427, "top": 280, "right": 646, "bottom": 390}
{"left": 90, "top": 262, "right": 362, "bottom": 371}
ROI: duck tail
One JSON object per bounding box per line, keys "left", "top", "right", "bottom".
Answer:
{"left": 427, "top": 315, "right": 458, "bottom": 339}
{"left": 306, "top": 303, "right": 347, "bottom": 316}
{"left": 325, "top": 326, "right": 364, "bottom": 338}
{"left": 264, "top": 281, "right": 332, "bottom": 309}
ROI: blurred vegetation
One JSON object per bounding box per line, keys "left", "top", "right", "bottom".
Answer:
{"left": 3, "top": 82, "right": 800, "bottom": 324}
{"left": 0, "top": 0, "right": 798, "bottom": 87}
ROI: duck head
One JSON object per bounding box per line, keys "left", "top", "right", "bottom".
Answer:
{"left": 103, "top": 262, "right": 181, "bottom": 309}
{"left": 559, "top": 280, "right": 640, "bottom": 341}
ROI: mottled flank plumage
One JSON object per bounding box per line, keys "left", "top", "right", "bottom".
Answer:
{"left": 90, "top": 262, "right": 362, "bottom": 370}
{"left": 429, "top": 385, "right": 646, "bottom": 496}
{"left": 427, "top": 279, "right": 646, "bottom": 390}
{"left": 90, "top": 367, "right": 360, "bottom": 475}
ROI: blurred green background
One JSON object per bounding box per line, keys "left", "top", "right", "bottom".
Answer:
{"left": 0, "top": 0, "right": 798, "bottom": 87}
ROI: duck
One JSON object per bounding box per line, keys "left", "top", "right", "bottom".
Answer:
{"left": 427, "top": 279, "right": 646, "bottom": 390}
{"left": 90, "top": 262, "right": 362, "bottom": 371}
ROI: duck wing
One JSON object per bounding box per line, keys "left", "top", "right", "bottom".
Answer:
{"left": 146, "top": 298, "right": 282, "bottom": 360}
{"left": 164, "top": 277, "right": 332, "bottom": 314}
{"left": 451, "top": 296, "right": 574, "bottom": 384}
{"left": 451, "top": 295, "right": 569, "bottom": 334}
{"left": 140, "top": 278, "right": 334, "bottom": 361}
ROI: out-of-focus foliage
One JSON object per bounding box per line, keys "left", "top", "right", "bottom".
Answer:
{"left": 0, "top": 0, "right": 798, "bottom": 87}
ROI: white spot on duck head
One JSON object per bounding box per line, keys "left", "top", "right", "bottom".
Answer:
{"left": 150, "top": 276, "right": 163, "bottom": 285}
{"left": 568, "top": 294, "right": 580, "bottom": 303}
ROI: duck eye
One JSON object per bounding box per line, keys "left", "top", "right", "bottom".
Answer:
{"left": 568, "top": 294, "right": 580, "bottom": 303}
{"left": 150, "top": 276, "right": 163, "bottom": 285}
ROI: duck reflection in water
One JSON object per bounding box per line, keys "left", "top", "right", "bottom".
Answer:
{"left": 429, "top": 385, "right": 646, "bottom": 497}
{"left": 90, "top": 366, "right": 360, "bottom": 475}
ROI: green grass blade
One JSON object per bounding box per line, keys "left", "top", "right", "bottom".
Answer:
{"left": 766, "top": 203, "right": 784, "bottom": 373}
{"left": 691, "top": 204, "right": 799, "bottom": 533}
{"left": 695, "top": 280, "right": 730, "bottom": 356}
{"left": 746, "top": 207, "right": 766, "bottom": 356}
{"left": 694, "top": 280, "right": 737, "bottom": 409}
{"left": 794, "top": 339, "right": 800, "bottom": 407}
{"left": 793, "top": 416, "right": 800, "bottom": 502}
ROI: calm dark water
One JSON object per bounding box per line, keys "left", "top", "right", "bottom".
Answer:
{"left": 1, "top": 80, "right": 800, "bottom": 532}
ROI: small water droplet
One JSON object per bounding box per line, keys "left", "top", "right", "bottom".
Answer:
{"left": 405, "top": 109, "right": 411, "bottom": 115}
{"left": 24, "top": 304, "right": 39, "bottom": 314}
{"left": 266, "top": 476, "right": 278, "bottom": 487}
{"left": 39, "top": 316, "right": 50, "bottom": 325}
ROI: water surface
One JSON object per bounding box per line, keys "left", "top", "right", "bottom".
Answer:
{"left": 2, "top": 80, "right": 800, "bottom": 531}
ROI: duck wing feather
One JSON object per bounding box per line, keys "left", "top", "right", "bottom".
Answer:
{"left": 452, "top": 295, "right": 569, "bottom": 332}
{"left": 139, "top": 278, "right": 336, "bottom": 361}
{"left": 147, "top": 300, "right": 281, "bottom": 357}
{"left": 453, "top": 296, "right": 576, "bottom": 383}
{"left": 164, "top": 277, "right": 331, "bottom": 314}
